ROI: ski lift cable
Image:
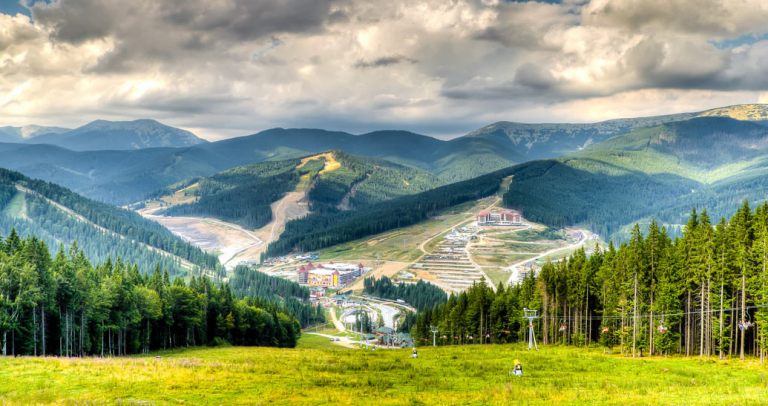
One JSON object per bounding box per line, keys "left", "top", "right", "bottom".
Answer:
{"left": 536, "top": 303, "right": 768, "bottom": 321}
{"left": 422, "top": 305, "right": 768, "bottom": 335}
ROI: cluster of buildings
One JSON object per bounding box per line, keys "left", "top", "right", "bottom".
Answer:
{"left": 476, "top": 210, "right": 523, "bottom": 226}
{"left": 374, "top": 326, "right": 414, "bottom": 348}
{"left": 296, "top": 261, "right": 371, "bottom": 288}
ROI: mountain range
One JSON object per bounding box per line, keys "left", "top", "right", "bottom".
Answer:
{"left": 503, "top": 115, "right": 768, "bottom": 241}
{"left": 0, "top": 104, "right": 764, "bottom": 206}
{"left": 1, "top": 104, "right": 768, "bottom": 248}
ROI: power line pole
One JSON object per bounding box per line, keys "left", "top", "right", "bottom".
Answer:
{"left": 430, "top": 325, "right": 439, "bottom": 347}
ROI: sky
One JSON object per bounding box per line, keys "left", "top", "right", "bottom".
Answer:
{"left": 2, "top": 0, "right": 768, "bottom": 140}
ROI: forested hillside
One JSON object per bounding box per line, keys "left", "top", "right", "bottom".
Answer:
{"left": 411, "top": 201, "right": 768, "bottom": 362}
{"left": 228, "top": 266, "right": 326, "bottom": 328}
{"left": 264, "top": 166, "right": 514, "bottom": 258}
{"left": 363, "top": 276, "right": 447, "bottom": 312}
{"left": 155, "top": 151, "right": 443, "bottom": 230}
{"left": 502, "top": 158, "right": 698, "bottom": 238}
{"left": 158, "top": 159, "right": 303, "bottom": 229}
{"left": 0, "top": 169, "right": 220, "bottom": 276}
{"left": 0, "top": 234, "right": 302, "bottom": 357}
{"left": 503, "top": 117, "right": 768, "bottom": 241}
{"left": 307, "top": 151, "right": 443, "bottom": 211}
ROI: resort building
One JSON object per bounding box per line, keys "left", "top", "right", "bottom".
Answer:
{"left": 296, "top": 261, "right": 371, "bottom": 288}
{"left": 476, "top": 210, "right": 522, "bottom": 226}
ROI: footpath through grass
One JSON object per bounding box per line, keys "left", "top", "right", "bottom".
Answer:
{"left": 2, "top": 343, "right": 768, "bottom": 405}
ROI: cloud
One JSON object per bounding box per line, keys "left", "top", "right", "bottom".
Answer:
{"left": 354, "top": 55, "right": 418, "bottom": 69}
{"left": 581, "top": 0, "right": 768, "bottom": 39}
{"left": 2, "top": 0, "right": 768, "bottom": 139}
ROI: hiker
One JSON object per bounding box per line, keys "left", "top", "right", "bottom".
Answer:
{"left": 512, "top": 359, "right": 523, "bottom": 377}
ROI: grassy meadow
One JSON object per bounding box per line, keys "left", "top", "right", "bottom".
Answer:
{"left": 3, "top": 340, "right": 768, "bottom": 405}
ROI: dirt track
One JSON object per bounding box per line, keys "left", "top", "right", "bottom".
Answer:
{"left": 226, "top": 191, "right": 310, "bottom": 265}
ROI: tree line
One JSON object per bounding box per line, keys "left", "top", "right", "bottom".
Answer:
{"left": 411, "top": 201, "right": 768, "bottom": 362}
{"left": 363, "top": 276, "right": 447, "bottom": 312}
{"left": 0, "top": 232, "right": 306, "bottom": 357}
{"left": 264, "top": 165, "right": 515, "bottom": 259}
{"left": 228, "top": 265, "right": 326, "bottom": 328}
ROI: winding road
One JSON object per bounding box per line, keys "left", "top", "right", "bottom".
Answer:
{"left": 505, "top": 229, "right": 593, "bottom": 285}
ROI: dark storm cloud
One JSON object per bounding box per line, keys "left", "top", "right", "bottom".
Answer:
{"left": 354, "top": 55, "right": 418, "bottom": 69}
{"left": 514, "top": 63, "right": 557, "bottom": 90}
{"left": 31, "top": 0, "right": 120, "bottom": 44}
{"left": 30, "top": 0, "right": 340, "bottom": 72}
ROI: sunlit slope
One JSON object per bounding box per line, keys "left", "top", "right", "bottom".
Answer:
{"left": 2, "top": 344, "right": 767, "bottom": 405}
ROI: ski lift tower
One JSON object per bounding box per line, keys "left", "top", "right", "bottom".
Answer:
{"left": 523, "top": 308, "right": 539, "bottom": 351}
{"left": 430, "top": 325, "right": 439, "bottom": 347}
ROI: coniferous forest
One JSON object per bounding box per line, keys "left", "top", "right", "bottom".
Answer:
{"left": 411, "top": 201, "right": 768, "bottom": 362}
{"left": 363, "top": 276, "right": 447, "bottom": 312}
{"left": 0, "top": 232, "right": 306, "bottom": 356}
{"left": 0, "top": 170, "right": 220, "bottom": 275}
{"left": 264, "top": 166, "right": 514, "bottom": 258}
{"left": 228, "top": 266, "right": 326, "bottom": 328}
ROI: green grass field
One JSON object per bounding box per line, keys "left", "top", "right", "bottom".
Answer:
{"left": 472, "top": 253, "right": 536, "bottom": 267}
{"left": 504, "top": 242, "right": 562, "bottom": 253}
{"left": 295, "top": 334, "right": 347, "bottom": 350}
{"left": 494, "top": 228, "right": 565, "bottom": 242}
{"left": 319, "top": 213, "right": 473, "bottom": 263}
{"left": 483, "top": 267, "right": 511, "bottom": 285}
{"left": 3, "top": 341, "right": 768, "bottom": 405}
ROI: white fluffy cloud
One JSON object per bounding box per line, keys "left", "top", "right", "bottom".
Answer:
{"left": 2, "top": 0, "right": 768, "bottom": 139}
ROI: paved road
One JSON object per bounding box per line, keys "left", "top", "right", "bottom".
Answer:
{"left": 304, "top": 332, "right": 359, "bottom": 348}
{"left": 366, "top": 302, "right": 399, "bottom": 329}
{"left": 505, "top": 230, "right": 592, "bottom": 285}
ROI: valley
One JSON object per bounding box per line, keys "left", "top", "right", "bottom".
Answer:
{"left": 4, "top": 103, "right": 768, "bottom": 406}
{"left": 11, "top": 3, "right": 768, "bottom": 405}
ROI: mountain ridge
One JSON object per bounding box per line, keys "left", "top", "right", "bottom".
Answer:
{"left": 24, "top": 118, "right": 208, "bottom": 151}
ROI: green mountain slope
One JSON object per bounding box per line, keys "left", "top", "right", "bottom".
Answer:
{"left": 154, "top": 151, "right": 444, "bottom": 230}
{"left": 0, "top": 168, "right": 221, "bottom": 276}
{"left": 501, "top": 116, "right": 768, "bottom": 240}
{"left": 264, "top": 166, "right": 511, "bottom": 259}
{"left": 2, "top": 104, "right": 766, "bottom": 207}
{"left": 469, "top": 103, "right": 768, "bottom": 161}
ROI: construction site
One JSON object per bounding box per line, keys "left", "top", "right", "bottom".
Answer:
{"left": 410, "top": 228, "right": 489, "bottom": 293}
